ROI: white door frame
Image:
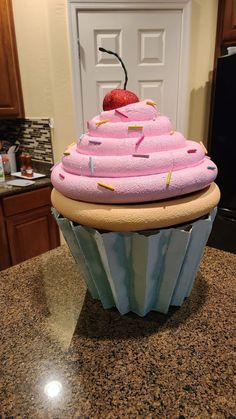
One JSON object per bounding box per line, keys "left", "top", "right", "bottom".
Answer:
{"left": 68, "top": 0, "right": 192, "bottom": 136}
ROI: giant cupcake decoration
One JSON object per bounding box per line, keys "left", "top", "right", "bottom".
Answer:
{"left": 51, "top": 49, "right": 220, "bottom": 316}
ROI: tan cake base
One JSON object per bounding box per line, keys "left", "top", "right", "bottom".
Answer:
{"left": 51, "top": 183, "right": 220, "bottom": 232}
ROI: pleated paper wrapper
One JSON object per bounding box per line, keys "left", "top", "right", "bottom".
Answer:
{"left": 52, "top": 207, "right": 216, "bottom": 316}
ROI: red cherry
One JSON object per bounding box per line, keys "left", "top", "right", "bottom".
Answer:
{"left": 103, "top": 89, "right": 139, "bottom": 111}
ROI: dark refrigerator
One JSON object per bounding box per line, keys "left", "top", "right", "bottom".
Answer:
{"left": 207, "top": 52, "right": 236, "bottom": 253}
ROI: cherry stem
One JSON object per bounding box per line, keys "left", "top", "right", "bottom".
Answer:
{"left": 99, "top": 47, "right": 128, "bottom": 90}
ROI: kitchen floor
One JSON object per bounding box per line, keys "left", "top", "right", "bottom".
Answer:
{"left": 0, "top": 245, "right": 235, "bottom": 418}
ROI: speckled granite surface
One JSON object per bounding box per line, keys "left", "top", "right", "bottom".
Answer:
{"left": 0, "top": 245, "right": 235, "bottom": 418}
{"left": 0, "top": 175, "right": 51, "bottom": 197}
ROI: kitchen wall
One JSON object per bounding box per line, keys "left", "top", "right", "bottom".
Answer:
{"left": 12, "top": 0, "right": 76, "bottom": 162}
{"left": 12, "top": 0, "right": 218, "bottom": 154}
{"left": 188, "top": 0, "right": 218, "bottom": 142}
{"left": 0, "top": 118, "right": 53, "bottom": 172}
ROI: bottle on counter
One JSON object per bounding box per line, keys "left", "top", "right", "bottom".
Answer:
{"left": 20, "top": 153, "right": 33, "bottom": 177}
{"left": 20, "top": 153, "right": 27, "bottom": 176}
{"left": 0, "top": 155, "right": 5, "bottom": 182}
{"left": 25, "top": 153, "right": 33, "bottom": 177}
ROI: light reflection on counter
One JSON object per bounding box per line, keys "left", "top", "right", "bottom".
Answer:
{"left": 44, "top": 380, "right": 63, "bottom": 399}
{"left": 41, "top": 249, "right": 87, "bottom": 351}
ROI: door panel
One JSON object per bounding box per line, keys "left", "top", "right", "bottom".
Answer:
{"left": 6, "top": 206, "right": 60, "bottom": 265}
{"left": 77, "top": 10, "right": 182, "bottom": 128}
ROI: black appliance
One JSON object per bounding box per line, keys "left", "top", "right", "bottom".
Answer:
{"left": 207, "top": 52, "right": 236, "bottom": 253}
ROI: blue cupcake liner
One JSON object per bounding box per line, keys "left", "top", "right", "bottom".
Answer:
{"left": 52, "top": 207, "right": 217, "bottom": 316}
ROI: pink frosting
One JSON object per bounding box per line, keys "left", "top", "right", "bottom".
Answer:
{"left": 51, "top": 100, "right": 217, "bottom": 204}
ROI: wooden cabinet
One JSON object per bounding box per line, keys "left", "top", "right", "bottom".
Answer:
{"left": 0, "top": 201, "right": 11, "bottom": 269}
{"left": 0, "top": 0, "right": 24, "bottom": 117}
{"left": 222, "top": 0, "right": 236, "bottom": 43}
{"left": 215, "top": 0, "right": 236, "bottom": 62}
{"left": 0, "top": 187, "right": 60, "bottom": 270}
{"left": 209, "top": 0, "right": 236, "bottom": 140}
{"left": 6, "top": 206, "right": 59, "bottom": 266}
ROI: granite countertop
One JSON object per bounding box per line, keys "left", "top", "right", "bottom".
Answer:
{"left": 0, "top": 245, "right": 235, "bottom": 418}
{"left": 0, "top": 175, "right": 51, "bottom": 197}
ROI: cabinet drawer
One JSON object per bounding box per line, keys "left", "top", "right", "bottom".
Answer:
{"left": 2, "top": 187, "right": 52, "bottom": 216}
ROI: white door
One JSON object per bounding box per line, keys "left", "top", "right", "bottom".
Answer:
{"left": 76, "top": 9, "right": 182, "bottom": 130}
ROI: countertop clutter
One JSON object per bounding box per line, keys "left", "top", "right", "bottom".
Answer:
{"left": 0, "top": 245, "right": 235, "bottom": 418}
{"left": 0, "top": 174, "right": 51, "bottom": 197}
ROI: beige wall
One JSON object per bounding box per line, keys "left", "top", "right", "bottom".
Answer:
{"left": 188, "top": 0, "right": 218, "bottom": 143}
{"left": 13, "top": 0, "right": 218, "bottom": 153}
{"left": 12, "top": 0, "right": 76, "bottom": 162}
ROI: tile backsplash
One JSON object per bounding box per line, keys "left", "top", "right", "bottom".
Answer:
{"left": 0, "top": 118, "right": 54, "bottom": 165}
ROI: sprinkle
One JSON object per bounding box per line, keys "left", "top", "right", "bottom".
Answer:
{"left": 136, "top": 134, "right": 145, "bottom": 146}
{"left": 89, "top": 140, "right": 101, "bottom": 145}
{"left": 132, "top": 154, "right": 149, "bottom": 158}
{"left": 166, "top": 170, "right": 172, "bottom": 186}
{"left": 59, "top": 173, "right": 65, "bottom": 180}
{"left": 96, "top": 119, "right": 109, "bottom": 126}
{"left": 207, "top": 166, "right": 216, "bottom": 170}
{"left": 170, "top": 130, "right": 175, "bottom": 135}
{"left": 187, "top": 149, "right": 197, "bottom": 153}
{"left": 89, "top": 157, "right": 94, "bottom": 176}
{"left": 166, "top": 161, "right": 174, "bottom": 186}
{"left": 63, "top": 152, "right": 70, "bottom": 156}
{"left": 200, "top": 141, "right": 208, "bottom": 154}
{"left": 97, "top": 182, "right": 114, "bottom": 191}
{"left": 128, "top": 125, "right": 143, "bottom": 130}
{"left": 115, "top": 109, "right": 128, "bottom": 118}
{"left": 146, "top": 100, "right": 156, "bottom": 107}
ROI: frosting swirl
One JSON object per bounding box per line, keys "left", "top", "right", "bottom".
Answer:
{"left": 51, "top": 100, "right": 217, "bottom": 204}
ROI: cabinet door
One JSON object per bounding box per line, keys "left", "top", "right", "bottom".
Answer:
{"left": 222, "top": 0, "right": 236, "bottom": 43}
{"left": 0, "top": 0, "right": 24, "bottom": 117}
{"left": 6, "top": 206, "right": 59, "bottom": 265}
{"left": 0, "top": 201, "right": 11, "bottom": 270}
